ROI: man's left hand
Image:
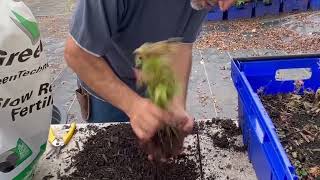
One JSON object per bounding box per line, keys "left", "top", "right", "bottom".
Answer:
{"left": 191, "top": 0, "right": 236, "bottom": 11}
{"left": 218, "top": 0, "right": 236, "bottom": 11}
{"left": 144, "top": 97, "right": 194, "bottom": 161}
{"left": 168, "top": 97, "right": 194, "bottom": 134}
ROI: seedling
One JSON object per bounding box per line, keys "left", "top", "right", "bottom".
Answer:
{"left": 134, "top": 38, "right": 183, "bottom": 159}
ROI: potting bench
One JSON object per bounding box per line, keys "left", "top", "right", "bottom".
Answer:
{"left": 34, "top": 121, "right": 256, "bottom": 179}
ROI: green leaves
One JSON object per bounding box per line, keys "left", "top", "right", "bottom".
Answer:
{"left": 297, "top": 168, "right": 308, "bottom": 177}
{"left": 154, "top": 84, "right": 168, "bottom": 109}
{"left": 139, "top": 57, "right": 179, "bottom": 109}
{"left": 236, "top": 0, "right": 247, "bottom": 8}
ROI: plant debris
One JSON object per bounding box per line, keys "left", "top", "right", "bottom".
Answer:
{"left": 61, "top": 124, "right": 200, "bottom": 180}
{"left": 195, "top": 12, "right": 320, "bottom": 54}
{"left": 260, "top": 90, "right": 320, "bottom": 179}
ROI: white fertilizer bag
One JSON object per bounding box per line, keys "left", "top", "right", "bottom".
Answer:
{"left": 0, "top": 0, "right": 52, "bottom": 179}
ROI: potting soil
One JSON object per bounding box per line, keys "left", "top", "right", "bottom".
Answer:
{"left": 260, "top": 91, "right": 320, "bottom": 179}
{"left": 198, "top": 118, "right": 246, "bottom": 152}
{"left": 61, "top": 124, "right": 200, "bottom": 180}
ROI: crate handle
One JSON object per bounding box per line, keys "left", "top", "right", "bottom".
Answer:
{"left": 249, "top": 104, "right": 270, "bottom": 144}
{"left": 275, "top": 68, "right": 312, "bottom": 81}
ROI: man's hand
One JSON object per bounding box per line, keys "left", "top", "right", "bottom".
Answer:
{"left": 142, "top": 97, "right": 194, "bottom": 161}
{"left": 128, "top": 98, "right": 172, "bottom": 143}
{"left": 169, "top": 98, "right": 194, "bottom": 134}
{"left": 191, "top": 0, "right": 236, "bottom": 11}
{"left": 218, "top": 0, "right": 236, "bottom": 11}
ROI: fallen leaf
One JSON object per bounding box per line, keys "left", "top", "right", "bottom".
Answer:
{"left": 309, "top": 166, "right": 320, "bottom": 177}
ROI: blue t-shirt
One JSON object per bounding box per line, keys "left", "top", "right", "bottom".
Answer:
{"left": 70, "top": 0, "right": 207, "bottom": 98}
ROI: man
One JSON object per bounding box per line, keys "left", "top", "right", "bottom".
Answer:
{"left": 64, "top": 0, "right": 234, "bottom": 159}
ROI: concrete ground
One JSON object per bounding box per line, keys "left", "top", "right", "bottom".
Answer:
{"left": 24, "top": 0, "right": 320, "bottom": 179}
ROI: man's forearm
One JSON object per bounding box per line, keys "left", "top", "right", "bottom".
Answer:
{"left": 64, "top": 37, "right": 140, "bottom": 116}
{"left": 169, "top": 43, "right": 193, "bottom": 108}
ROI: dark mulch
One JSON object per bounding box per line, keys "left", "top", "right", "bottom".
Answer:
{"left": 42, "top": 175, "right": 54, "bottom": 180}
{"left": 260, "top": 90, "right": 320, "bottom": 179}
{"left": 60, "top": 124, "right": 200, "bottom": 180}
{"left": 200, "top": 118, "right": 246, "bottom": 153}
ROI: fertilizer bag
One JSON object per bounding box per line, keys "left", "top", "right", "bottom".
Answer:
{"left": 0, "top": 0, "right": 52, "bottom": 179}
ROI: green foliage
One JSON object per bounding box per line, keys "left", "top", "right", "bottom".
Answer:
{"left": 297, "top": 168, "right": 308, "bottom": 178}
{"left": 140, "top": 57, "right": 179, "bottom": 109}
{"left": 236, "top": 0, "right": 246, "bottom": 7}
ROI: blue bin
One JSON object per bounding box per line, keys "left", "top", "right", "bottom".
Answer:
{"left": 231, "top": 54, "right": 320, "bottom": 180}
{"left": 282, "top": 0, "right": 309, "bottom": 13}
{"left": 255, "top": 0, "right": 281, "bottom": 17}
{"left": 310, "top": 0, "right": 320, "bottom": 10}
{"left": 227, "top": 2, "right": 254, "bottom": 20}
{"left": 206, "top": 6, "right": 224, "bottom": 21}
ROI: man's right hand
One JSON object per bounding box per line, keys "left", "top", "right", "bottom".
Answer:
{"left": 127, "top": 98, "right": 172, "bottom": 143}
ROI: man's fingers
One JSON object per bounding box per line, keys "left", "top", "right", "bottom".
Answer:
{"left": 151, "top": 106, "right": 173, "bottom": 126}
{"left": 132, "top": 117, "right": 157, "bottom": 143}
{"left": 218, "top": 0, "right": 235, "bottom": 11}
{"left": 133, "top": 68, "right": 143, "bottom": 84}
{"left": 132, "top": 123, "right": 148, "bottom": 142}
{"left": 218, "top": 1, "right": 226, "bottom": 11}
{"left": 183, "top": 117, "right": 194, "bottom": 134}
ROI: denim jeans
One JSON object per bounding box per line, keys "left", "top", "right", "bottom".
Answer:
{"left": 88, "top": 95, "right": 130, "bottom": 123}
{"left": 84, "top": 78, "right": 145, "bottom": 123}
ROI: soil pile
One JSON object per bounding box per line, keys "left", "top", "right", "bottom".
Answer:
{"left": 199, "top": 118, "right": 246, "bottom": 152}
{"left": 61, "top": 124, "right": 200, "bottom": 180}
{"left": 260, "top": 91, "right": 320, "bottom": 179}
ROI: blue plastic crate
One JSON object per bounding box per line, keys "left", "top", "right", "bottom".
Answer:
{"left": 282, "top": 0, "right": 309, "bottom": 13}
{"left": 255, "top": 0, "right": 281, "bottom": 17}
{"left": 227, "top": 2, "right": 254, "bottom": 20}
{"left": 231, "top": 54, "right": 320, "bottom": 180}
{"left": 310, "top": 0, "right": 320, "bottom": 10}
{"left": 206, "top": 6, "right": 224, "bottom": 21}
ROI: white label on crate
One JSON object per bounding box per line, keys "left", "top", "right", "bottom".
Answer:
{"left": 275, "top": 68, "right": 312, "bottom": 81}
